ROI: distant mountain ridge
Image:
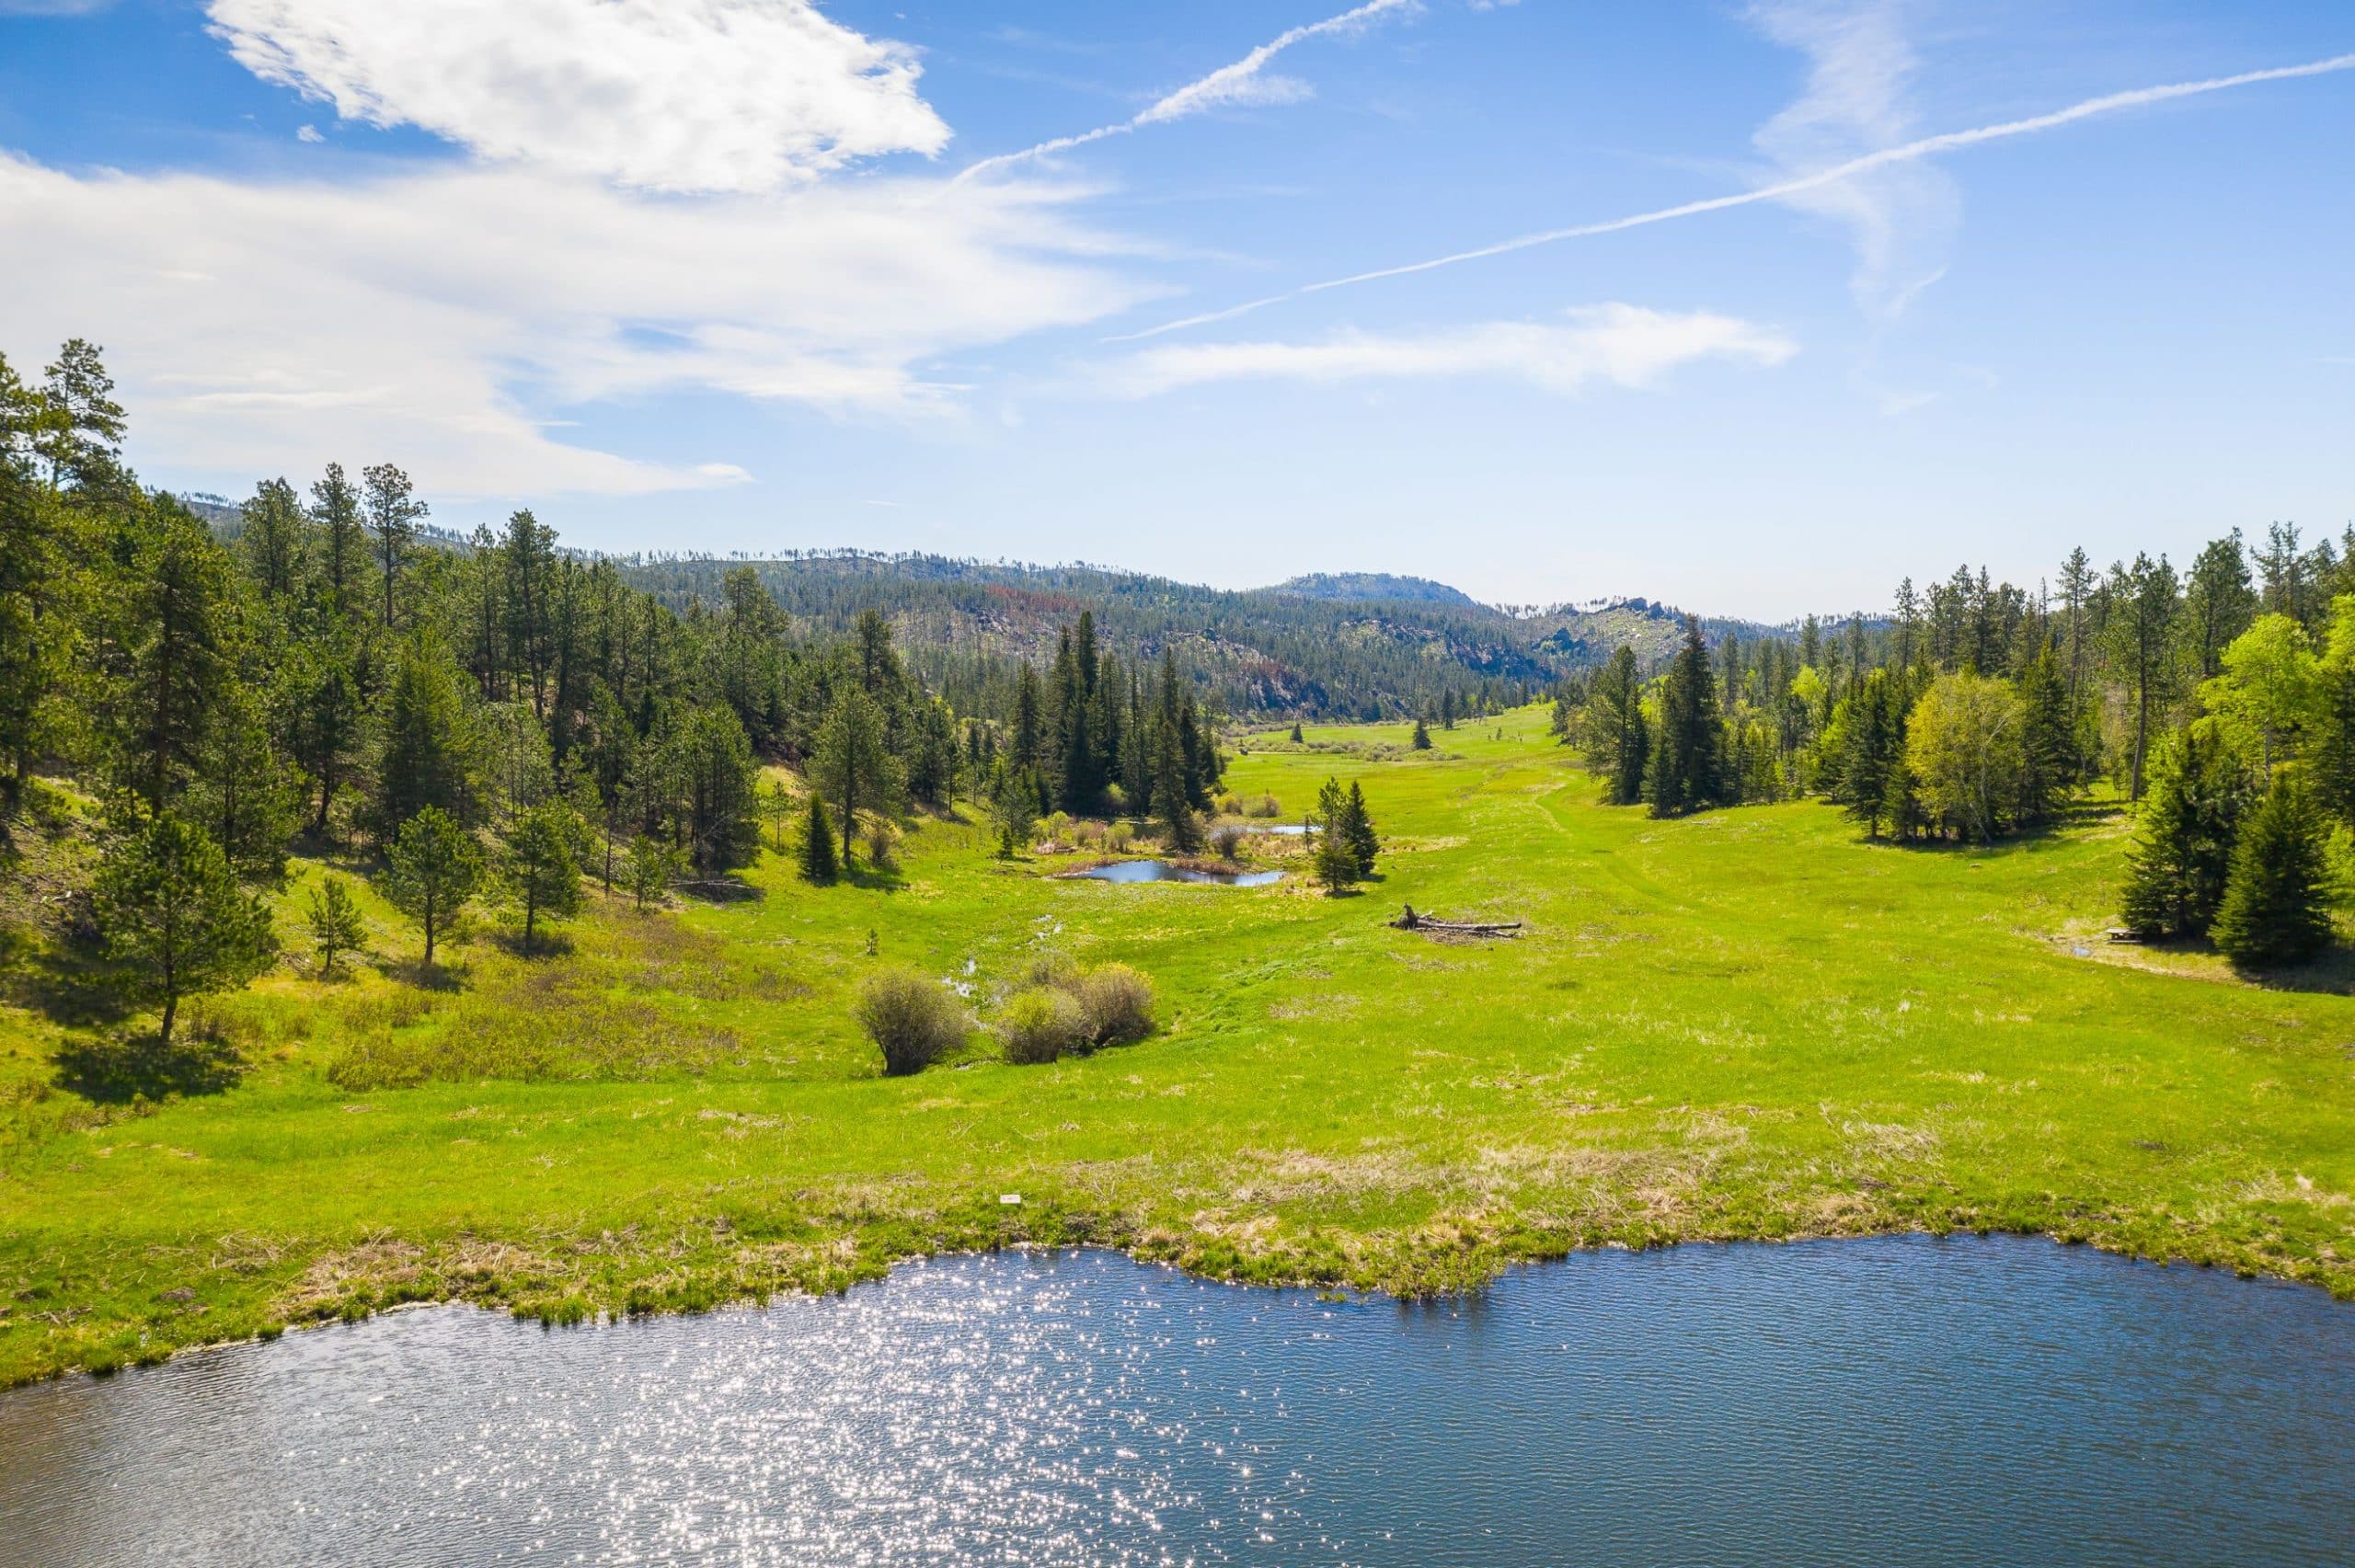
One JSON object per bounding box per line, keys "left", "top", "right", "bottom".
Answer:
{"left": 615, "top": 549, "right": 1794, "bottom": 721}
{"left": 1267, "top": 572, "right": 1481, "bottom": 609}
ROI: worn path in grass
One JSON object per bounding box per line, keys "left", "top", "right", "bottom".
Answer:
{"left": 3, "top": 707, "right": 2350, "bottom": 1382}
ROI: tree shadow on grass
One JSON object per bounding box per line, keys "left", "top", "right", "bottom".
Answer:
{"left": 675, "top": 876, "right": 764, "bottom": 904}
{"left": 1, "top": 940, "right": 142, "bottom": 1031}
{"left": 54, "top": 1029, "right": 245, "bottom": 1104}
{"left": 2101, "top": 933, "right": 2355, "bottom": 998}
{"left": 386, "top": 956, "right": 466, "bottom": 992}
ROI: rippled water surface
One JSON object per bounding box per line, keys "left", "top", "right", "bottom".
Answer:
{"left": 4, "top": 1237, "right": 2352, "bottom": 1565}
{"left": 1066, "top": 859, "right": 1283, "bottom": 886}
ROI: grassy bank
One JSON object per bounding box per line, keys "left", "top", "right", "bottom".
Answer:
{"left": 4, "top": 706, "right": 2351, "bottom": 1384}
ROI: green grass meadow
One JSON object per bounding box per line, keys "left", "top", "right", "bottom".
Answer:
{"left": 4, "top": 705, "right": 2351, "bottom": 1383}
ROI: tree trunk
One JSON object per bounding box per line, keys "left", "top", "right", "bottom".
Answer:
{"left": 159, "top": 990, "right": 178, "bottom": 1045}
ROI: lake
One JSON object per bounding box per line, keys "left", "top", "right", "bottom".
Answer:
{"left": 1065, "top": 858, "right": 1284, "bottom": 886}
{"left": 2, "top": 1236, "right": 2349, "bottom": 1565}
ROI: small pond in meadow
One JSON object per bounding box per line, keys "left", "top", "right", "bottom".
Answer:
{"left": 1067, "top": 859, "right": 1284, "bottom": 886}
{"left": 3, "top": 1236, "right": 2351, "bottom": 1565}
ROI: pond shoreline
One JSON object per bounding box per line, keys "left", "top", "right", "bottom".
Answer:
{"left": 15, "top": 1207, "right": 2349, "bottom": 1391}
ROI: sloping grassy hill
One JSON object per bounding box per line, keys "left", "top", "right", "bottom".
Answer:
{"left": 3, "top": 708, "right": 2350, "bottom": 1383}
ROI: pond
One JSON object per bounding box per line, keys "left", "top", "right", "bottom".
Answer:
{"left": 3, "top": 1237, "right": 2350, "bottom": 1566}
{"left": 1066, "top": 858, "right": 1284, "bottom": 886}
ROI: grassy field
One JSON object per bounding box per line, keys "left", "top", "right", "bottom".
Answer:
{"left": 3, "top": 705, "right": 2351, "bottom": 1384}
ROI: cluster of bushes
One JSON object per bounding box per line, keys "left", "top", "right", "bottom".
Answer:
{"left": 855, "top": 956, "right": 1155, "bottom": 1075}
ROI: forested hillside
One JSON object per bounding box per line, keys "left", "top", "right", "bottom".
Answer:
{"left": 616, "top": 553, "right": 1768, "bottom": 723}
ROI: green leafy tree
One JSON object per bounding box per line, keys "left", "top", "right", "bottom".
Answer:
{"left": 93, "top": 813, "right": 275, "bottom": 1042}
{"left": 500, "top": 798, "right": 583, "bottom": 947}
{"left": 382, "top": 806, "right": 482, "bottom": 965}
{"left": 2211, "top": 772, "right": 2333, "bottom": 968}
{"left": 798, "top": 794, "right": 841, "bottom": 884}
{"left": 1904, "top": 671, "right": 2026, "bottom": 843}
{"left": 2121, "top": 725, "right": 2254, "bottom": 938}
{"left": 2200, "top": 613, "right": 2319, "bottom": 779}
{"left": 306, "top": 875, "right": 367, "bottom": 977}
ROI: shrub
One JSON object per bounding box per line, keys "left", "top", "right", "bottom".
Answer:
{"left": 1246, "top": 794, "right": 1282, "bottom": 818}
{"left": 1073, "top": 819, "right": 1105, "bottom": 847}
{"left": 1073, "top": 963, "right": 1155, "bottom": 1047}
{"left": 1211, "top": 824, "right": 1246, "bottom": 862}
{"left": 1025, "top": 951, "right": 1080, "bottom": 990}
{"left": 1106, "top": 822, "right": 1134, "bottom": 853}
{"left": 994, "top": 987, "right": 1086, "bottom": 1064}
{"left": 856, "top": 967, "right": 969, "bottom": 1075}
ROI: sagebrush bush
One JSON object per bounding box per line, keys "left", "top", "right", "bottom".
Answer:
{"left": 1074, "top": 963, "right": 1155, "bottom": 1047}
{"left": 1211, "top": 825, "right": 1246, "bottom": 862}
{"left": 1246, "top": 794, "right": 1282, "bottom": 818}
{"left": 995, "top": 987, "right": 1087, "bottom": 1064}
{"left": 856, "top": 967, "right": 969, "bottom": 1075}
{"left": 1025, "top": 952, "right": 1079, "bottom": 990}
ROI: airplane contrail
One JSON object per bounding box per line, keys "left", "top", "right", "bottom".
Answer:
{"left": 954, "top": 0, "right": 1417, "bottom": 185}
{"left": 1105, "top": 49, "right": 2355, "bottom": 342}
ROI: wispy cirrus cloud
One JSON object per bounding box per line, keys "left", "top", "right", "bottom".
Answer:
{"left": 1104, "top": 304, "right": 1795, "bottom": 397}
{"left": 957, "top": 0, "right": 1419, "bottom": 182}
{"left": 205, "top": 0, "right": 952, "bottom": 193}
{"left": 1114, "top": 44, "right": 2355, "bottom": 340}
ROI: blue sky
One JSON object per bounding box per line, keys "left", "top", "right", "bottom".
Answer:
{"left": 2, "top": 0, "right": 2349, "bottom": 618}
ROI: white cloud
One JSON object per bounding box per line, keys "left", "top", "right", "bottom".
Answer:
{"left": 959, "top": 0, "right": 1418, "bottom": 180}
{"left": 0, "top": 155, "right": 1145, "bottom": 494}
{"left": 204, "top": 0, "right": 951, "bottom": 193}
{"left": 1105, "top": 304, "right": 1795, "bottom": 397}
{"left": 1748, "top": 0, "right": 1958, "bottom": 318}
{"left": 294, "top": 123, "right": 322, "bottom": 143}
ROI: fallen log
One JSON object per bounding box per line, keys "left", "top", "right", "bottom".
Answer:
{"left": 1390, "top": 904, "right": 1522, "bottom": 936}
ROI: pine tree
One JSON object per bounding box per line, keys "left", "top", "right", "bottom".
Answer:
{"left": 798, "top": 795, "right": 840, "bottom": 884}
{"left": 1289, "top": 722, "right": 1304, "bottom": 744}
{"left": 1344, "top": 780, "right": 1379, "bottom": 876}
{"left": 625, "top": 836, "right": 683, "bottom": 911}
{"left": 93, "top": 812, "right": 275, "bottom": 1043}
{"left": 373, "top": 635, "right": 478, "bottom": 840}
{"left": 237, "top": 477, "right": 306, "bottom": 605}
{"left": 1313, "top": 779, "right": 1360, "bottom": 895}
{"left": 811, "top": 683, "right": 898, "bottom": 871}
{"left": 1410, "top": 717, "right": 1432, "bottom": 750}
{"left": 987, "top": 762, "right": 1038, "bottom": 857}
{"left": 2309, "top": 659, "right": 2355, "bottom": 827}
{"left": 2211, "top": 772, "right": 2333, "bottom": 967}
{"left": 1648, "top": 617, "right": 1725, "bottom": 817}
{"left": 2120, "top": 725, "right": 2253, "bottom": 938}
{"left": 2017, "top": 647, "right": 2080, "bottom": 823}
{"left": 308, "top": 463, "right": 368, "bottom": 617}
{"left": 382, "top": 806, "right": 482, "bottom": 965}
{"left": 306, "top": 875, "right": 366, "bottom": 977}
{"left": 1155, "top": 715, "right": 1201, "bottom": 853}
{"left": 362, "top": 462, "right": 425, "bottom": 629}
{"left": 1582, "top": 646, "right": 1648, "bottom": 806}
{"left": 1841, "top": 671, "right": 1897, "bottom": 837}
{"left": 500, "top": 798, "right": 583, "bottom": 948}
